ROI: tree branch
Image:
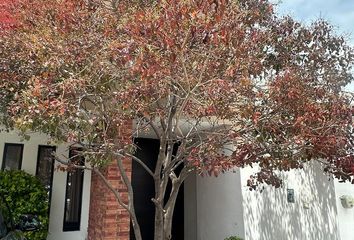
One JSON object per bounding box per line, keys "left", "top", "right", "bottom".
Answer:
{"left": 116, "top": 156, "right": 143, "bottom": 240}
{"left": 120, "top": 152, "right": 154, "bottom": 177}
{"left": 93, "top": 167, "right": 129, "bottom": 210}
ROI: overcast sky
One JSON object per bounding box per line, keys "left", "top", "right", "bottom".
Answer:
{"left": 273, "top": 0, "right": 354, "bottom": 44}
{"left": 272, "top": 0, "right": 354, "bottom": 90}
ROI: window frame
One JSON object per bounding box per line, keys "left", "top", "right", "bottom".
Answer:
{"left": 1, "top": 143, "right": 24, "bottom": 171}
{"left": 36, "top": 145, "right": 56, "bottom": 215}
{"left": 62, "top": 148, "right": 85, "bottom": 232}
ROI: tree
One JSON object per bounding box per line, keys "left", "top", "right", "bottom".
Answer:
{"left": 1, "top": 0, "right": 354, "bottom": 239}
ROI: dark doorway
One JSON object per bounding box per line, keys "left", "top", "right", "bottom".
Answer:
{"left": 130, "top": 138, "right": 184, "bottom": 240}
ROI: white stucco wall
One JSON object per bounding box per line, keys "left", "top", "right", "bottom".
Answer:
{"left": 240, "top": 162, "right": 340, "bottom": 240}
{"left": 0, "top": 130, "right": 91, "bottom": 240}
{"left": 184, "top": 170, "right": 245, "bottom": 240}
{"left": 334, "top": 180, "right": 354, "bottom": 240}
{"left": 184, "top": 161, "right": 348, "bottom": 240}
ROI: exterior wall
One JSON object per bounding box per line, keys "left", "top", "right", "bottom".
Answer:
{"left": 240, "top": 162, "right": 340, "bottom": 240}
{"left": 0, "top": 130, "right": 91, "bottom": 240}
{"left": 88, "top": 163, "right": 131, "bottom": 240}
{"left": 88, "top": 121, "right": 132, "bottom": 240}
{"left": 334, "top": 180, "right": 354, "bottom": 240}
{"left": 184, "top": 170, "right": 245, "bottom": 240}
{"left": 184, "top": 174, "right": 197, "bottom": 240}
{"left": 4, "top": 126, "right": 351, "bottom": 240}
{"left": 186, "top": 161, "right": 347, "bottom": 240}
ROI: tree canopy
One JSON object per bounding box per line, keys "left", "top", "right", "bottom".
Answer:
{"left": 1, "top": 0, "right": 354, "bottom": 239}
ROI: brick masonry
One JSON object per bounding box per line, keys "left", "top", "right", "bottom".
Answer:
{"left": 88, "top": 122, "right": 132, "bottom": 240}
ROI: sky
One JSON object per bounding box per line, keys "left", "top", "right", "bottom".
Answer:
{"left": 271, "top": 0, "right": 354, "bottom": 90}
{"left": 273, "top": 0, "right": 354, "bottom": 44}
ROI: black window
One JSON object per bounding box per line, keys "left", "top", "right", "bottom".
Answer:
{"left": 36, "top": 145, "right": 56, "bottom": 214}
{"left": 63, "top": 148, "right": 84, "bottom": 231}
{"left": 1, "top": 143, "right": 24, "bottom": 170}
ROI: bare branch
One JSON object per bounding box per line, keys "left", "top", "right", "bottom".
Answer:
{"left": 120, "top": 152, "right": 154, "bottom": 177}
{"left": 93, "top": 167, "right": 130, "bottom": 210}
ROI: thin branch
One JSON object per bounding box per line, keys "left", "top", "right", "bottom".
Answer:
{"left": 93, "top": 167, "right": 130, "bottom": 210}
{"left": 315, "top": 158, "right": 352, "bottom": 178}
{"left": 53, "top": 153, "right": 131, "bottom": 213}
{"left": 54, "top": 154, "right": 93, "bottom": 170}
{"left": 116, "top": 156, "right": 143, "bottom": 240}
{"left": 122, "top": 152, "right": 154, "bottom": 177}
{"left": 139, "top": 114, "right": 161, "bottom": 138}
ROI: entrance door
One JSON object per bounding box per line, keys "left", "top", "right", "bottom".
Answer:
{"left": 130, "top": 138, "right": 184, "bottom": 240}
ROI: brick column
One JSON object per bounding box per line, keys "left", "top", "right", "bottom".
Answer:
{"left": 88, "top": 122, "right": 132, "bottom": 240}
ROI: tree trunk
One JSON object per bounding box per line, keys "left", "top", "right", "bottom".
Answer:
{"left": 154, "top": 204, "right": 164, "bottom": 240}
{"left": 130, "top": 204, "right": 142, "bottom": 240}
{"left": 163, "top": 206, "right": 174, "bottom": 240}
{"left": 163, "top": 179, "right": 182, "bottom": 240}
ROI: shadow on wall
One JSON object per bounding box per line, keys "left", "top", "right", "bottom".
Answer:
{"left": 242, "top": 162, "right": 340, "bottom": 240}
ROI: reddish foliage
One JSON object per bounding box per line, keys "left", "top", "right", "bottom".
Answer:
{"left": 0, "top": 0, "right": 18, "bottom": 30}
{"left": 1, "top": 0, "right": 354, "bottom": 189}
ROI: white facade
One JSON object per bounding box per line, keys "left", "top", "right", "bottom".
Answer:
{"left": 184, "top": 171, "right": 245, "bottom": 240}
{"left": 334, "top": 180, "right": 354, "bottom": 240}
{"left": 1, "top": 130, "right": 354, "bottom": 240}
{"left": 186, "top": 162, "right": 354, "bottom": 240}
{"left": 240, "top": 163, "right": 340, "bottom": 240}
{"left": 0, "top": 130, "right": 91, "bottom": 240}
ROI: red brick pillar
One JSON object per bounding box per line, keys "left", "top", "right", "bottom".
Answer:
{"left": 88, "top": 123, "right": 132, "bottom": 240}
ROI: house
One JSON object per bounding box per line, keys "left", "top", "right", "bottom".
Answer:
{"left": 2, "top": 0, "right": 354, "bottom": 239}
{"left": 1, "top": 129, "right": 354, "bottom": 240}
{"left": 0, "top": 130, "right": 91, "bottom": 240}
